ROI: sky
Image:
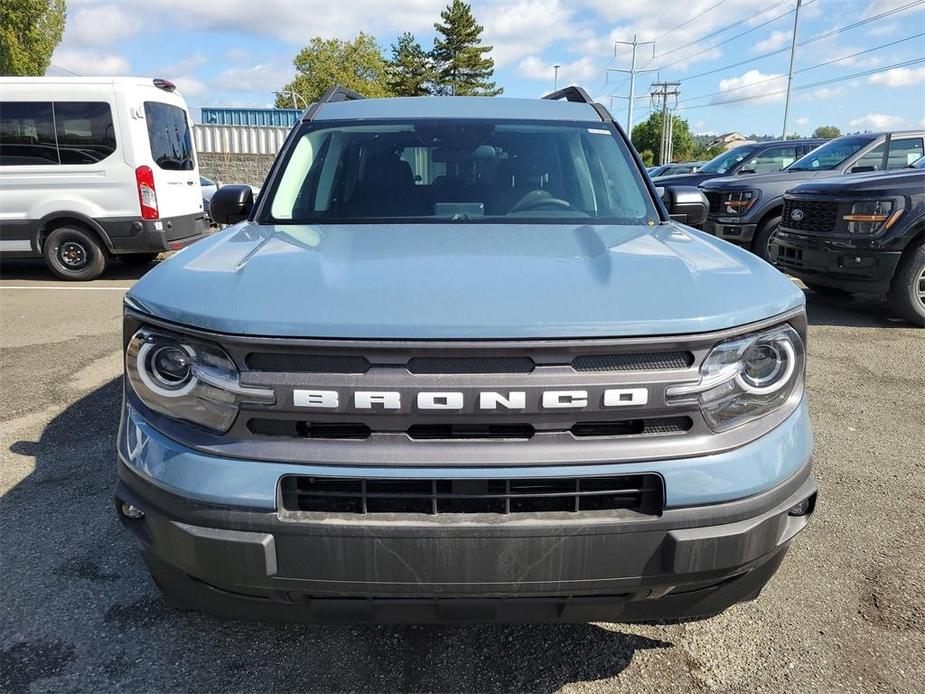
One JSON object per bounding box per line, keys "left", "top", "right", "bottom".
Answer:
{"left": 46, "top": 0, "right": 925, "bottom": 136}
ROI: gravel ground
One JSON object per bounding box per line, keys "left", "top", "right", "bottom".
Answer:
{"left": 1, "top": 259, "right": 923, "bottom": 694}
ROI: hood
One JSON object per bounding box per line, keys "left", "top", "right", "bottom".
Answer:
{"left": 127, "top": 222, "right": 804, "bottom": 339}
{"left": 701, "top": 169, "right": 823, "bottom": 191}
{"left": 789, "top": 168, "right": 925, "bottom": 196}
{"left": 650, "top": 171, "right": 719, "bottom": 187}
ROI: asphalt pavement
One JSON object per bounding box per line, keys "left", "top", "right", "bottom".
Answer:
{"left": 1, "top": 257, "right": 923, "bottom": 694}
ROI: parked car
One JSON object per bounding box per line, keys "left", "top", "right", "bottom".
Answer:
{"left": 701, "top": 131, "right": 925, "bottom": 262}
{"left": 651, "top": 139, "right": 826, "bottom": 189}
{"left": 774, "top": 155, "right": 924, "bottom": 325}
{"left": 116, "top": 85, "right": 815, "bottom": 624}
{"left": 651, "top": 160, "right": 707, "bottom": 178}
{"left": 0, "top": 76, "right": 206, "bottom": 280}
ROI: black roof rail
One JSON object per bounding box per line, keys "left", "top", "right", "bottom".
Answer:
{"left": 541, "top": 85, "right": 613, "bottom": 124}
{"left": 302, "top": 84, "right": 367, "bottom": 121}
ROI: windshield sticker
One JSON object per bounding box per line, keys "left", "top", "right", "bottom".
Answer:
{"left": 588, "top": 128, "right": 611, "bottom": 135}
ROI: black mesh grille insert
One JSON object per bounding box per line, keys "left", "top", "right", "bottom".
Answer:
{"left": 705, "top": 191, "right": 723, "bottom": 214}
{"left": 571, "top": 417, "right": 692, "bottom": 437}
{"left": 248, "top": 419, "right": 371, "bottom": 439}
{"left": 280, "top": 474, "right": 663, "bottom": 516}
{"left": 407, "top": 424, "right": 535, "bottom": 440}
{"left": 572, "top": 351, "right": 693, "bottom": 371}
{"left": 246, "top": 353, "right": 370, "bottom": 373}
{"left": 782, "top": 199, "right": 840, "bottom": 233}
{"left": 407, "top": 357, "right": 535, "bottom": 374}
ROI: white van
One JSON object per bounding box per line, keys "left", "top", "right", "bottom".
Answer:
{"left": 0, "top": 77, "right": 206, "bottom": 280}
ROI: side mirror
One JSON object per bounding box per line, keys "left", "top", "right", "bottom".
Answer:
{"left": 209, "top": 184, "right": 254, "bottom": 224}
{"left": 850, "top": 165, "right": 876, "bottom": 173}
{"left": 661, "top": 185, "right": 708, "bottom": 226}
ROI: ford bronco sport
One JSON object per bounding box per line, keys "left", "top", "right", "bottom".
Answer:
{"left": 116, "top": 86, "right": 816, "bottom": 623}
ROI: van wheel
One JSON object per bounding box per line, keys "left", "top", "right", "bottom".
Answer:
{"left": 752, "top": 216, "right": 781, "bottom": 264}
{"left": 887, "top": 244, "right": 925, "bottom": 327}
{"left": 43, "top": 227, "right": 108, "bottom": 281}
{"left": 118, "top": 252, "right": 160, "bottom": 266}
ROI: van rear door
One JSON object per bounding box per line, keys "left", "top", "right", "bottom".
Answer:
{"left": 141, "top": 99, "right": 202, "bottom": 219}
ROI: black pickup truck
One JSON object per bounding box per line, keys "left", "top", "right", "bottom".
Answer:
{"left": 701, "top": 131, "right": 925, "bottom": 262}
{"left": 774, "top": 156, "right": 925, "bottom": 326}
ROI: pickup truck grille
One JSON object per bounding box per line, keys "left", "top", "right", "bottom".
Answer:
{"left": 280, "top": 473, "right": 664, "bottom": 516}
{"left": 782, "top": 198, "right": 839, "bottom": 233}
{"left": 705, "top": 191, "right": 723, "bottom": 214}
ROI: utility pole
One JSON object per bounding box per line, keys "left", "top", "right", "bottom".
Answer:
{"left": 553, "top": 64, "right": 560, "bottom": 91}
{"left": 781, "top": 0, "right": 803, "bottom": 139}
{"left": 607, "top": 35, "right": 657, "bottom": 133}
{"left": 649, "top": 81, "right": 681, "bottom": 165}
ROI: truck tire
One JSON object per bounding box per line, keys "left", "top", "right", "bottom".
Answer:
{"left": 118, "top": 252, "right": 160, "bottom": 266}
{"left": 752, "top": 215, "right": 781, "bottom": 264}
{"left": 887, "top": 243, "right": 925, "bottom": 327}
{"left": 43, "top": 226, "right": 108, "bottom": 281}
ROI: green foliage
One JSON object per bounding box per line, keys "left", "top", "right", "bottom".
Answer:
{"left": 812, "top": 125, "right": 841, "bottom": 139}
{"left": 0, "top": 0, "right": 66, "bottom": 76}
{"left": 631, "top": 112, "right": 695, "bottom": 164}
{"left": 638, "top": 150, "right": 655, "bottom": 167}
{"left": 387, "top": 33, "right": 433, "bottom": 97}
{"left": 276, "top": 33, "right": 392, "bottom": 106}
{"left": 431, "top": 0, "right": 501, "bottom": 96}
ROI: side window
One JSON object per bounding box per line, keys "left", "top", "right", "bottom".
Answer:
{"left": 143, "top": 102, "right": 194, "bottom": 170}
{"left": 853, "top": 143, "right": 886, "bottom": 171}
{"left": 745, "top": 146, "right": 797, "bottom": 173}
{"left": 887, "top": 138, "right": 924, "bottom": 168}
{"left": 54, "top": 102, "right": 116, "bottom": 164}
{"left": 0, "top": 102, "right": 58, "bottom": 165}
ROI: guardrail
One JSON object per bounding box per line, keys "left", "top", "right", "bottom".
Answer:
{"left": 193, "top": 124, "right": 290, "bottom": 154}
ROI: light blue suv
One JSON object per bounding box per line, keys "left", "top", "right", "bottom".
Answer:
{"left": 116, "top": 86, "right": 816, "bottom": 623}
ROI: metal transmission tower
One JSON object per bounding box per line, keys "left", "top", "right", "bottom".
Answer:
{"left": 781, "top": 0, "right": 804, "bottom": 139}
{"left": 649, "top": 81, "right": 681, "bottom": 165}
{"left": 607, "top": 35, "right": 657, "bottom": 133}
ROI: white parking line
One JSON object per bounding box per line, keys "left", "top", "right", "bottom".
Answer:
{"left": 0, "top": 285, "right": 132, "bottom": 291}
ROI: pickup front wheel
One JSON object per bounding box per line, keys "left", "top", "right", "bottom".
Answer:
{"left": 888, "top": 244, "right": 925, "bottom": 327}
{"left": 752, "top": 216, "right": 781, "bottom": 264}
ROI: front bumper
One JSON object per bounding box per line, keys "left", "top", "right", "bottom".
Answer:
{"left": 774, "top": 229, "right": 902, "bottom": 293}
{"left": 116, "top": 402, "right": 816, "bottom": 623}
{"left": 703, "top": 218, "right": 758, "bottom": 244}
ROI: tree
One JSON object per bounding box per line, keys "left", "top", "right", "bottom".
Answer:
{"left": 0, "top": 0, "right": 66, "bottom": 76}
{"left": 812, "top": 125, "right": 841, "bottom": 139}
{"left": 387, "top": 33, "right": 433, "bottom": 97}
{"left": 631, "top": 112, "right": 695, "bottom": 164}
{"left": 276, "top": 33, "right": 392, "bottom": 106}
{"left": 431, "top": 0, "right": 501, "bottom": 96}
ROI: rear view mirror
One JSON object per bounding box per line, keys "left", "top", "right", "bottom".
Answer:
{"left": 210, "top": 184, "right": 254, "bottom": 224}
{"left": 661, "top": 186, "right": 708, "bottom": 226}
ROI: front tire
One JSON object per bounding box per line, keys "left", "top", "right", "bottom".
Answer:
{"left": 43, "top": 226, "right": 108, "bottom": 281}
{"left": 888, "top": 244, "right": 925, "bottom": 327}
{"left": 752, "top": 216, "right": 781, "bottom": 264}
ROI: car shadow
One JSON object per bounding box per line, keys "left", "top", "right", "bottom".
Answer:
{"left": 802, "top": 288, "right": 917, "bottom": 328}
{"left": 1, "top": 380, "right": 674, "bottom": 694}
{"left": 0, "top": 257, "right": 162, "bottom": 282}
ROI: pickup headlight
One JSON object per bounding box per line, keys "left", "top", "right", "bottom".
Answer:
{"left": 721, "top": 190, "right": 757, "bottom": 215}
{"left": 842, "top": 200, "right": 901, "bottom": 234}
{"left": 666, "top": 324, "right": 804, "bottom": 432}
{"left": 125, "top": 327, "right": 274, "bottom": 432}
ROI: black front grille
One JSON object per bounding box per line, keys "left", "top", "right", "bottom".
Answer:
{"left": 408, "top": 356, "right": 535, "bottom": 374}
{"left": 782, "top": 198, "right": 839, "bottom": 232}
{"left": 280, "top": 474, "right": 663, "bottom": 516}
{"left": 705, "top": 191, "right": 723, "bottom": 214}
{"left": 246, "top": 353, "right": 370, "bottom": 373}
{"left": 572, "top": 351, "right": 693, "bottom": 371}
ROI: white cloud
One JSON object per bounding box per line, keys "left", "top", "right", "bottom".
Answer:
{"left": 62, "top": 3, "right": 142, "bottom": 47}
{"left": 795, "top": 116, "right": 810, "bottom": 125}
{"left": 49, "top": 48, "right": 130, "bottom": 76}
{"left": 753, "top": 30, "right": 791, "bottom": 53}
{"left": 849, "top": 113, "right": 906, "bottom": 130}
{"left": 801, "top": 85, "right": 847, "bottom": 102}
{"left": 171, "top": 76, "right": 208, "bottom": 98}
{"left": 921, "top": 117, "right": 925, "bottom": 127}
{"left": 869, "top": 66, "right": 925, "bottom": 87}
{"left": 482, "top": 0, "right": 577, "bottom": 68}
{"left": 861, "top": 0, "right": 925, "bottom": 19}
{"left": 713, "top": 69, "right": 786, "bottom": 105}
{"left": 213, "top": 63, "right": 296, "bottom": 95}
{"left": 517, "top": 55, "right": 597, "bottom": 85}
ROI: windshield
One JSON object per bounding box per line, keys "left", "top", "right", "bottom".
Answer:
{"left": 697, "top": 145, "right": 758, "bottom": 174}
{"left": 264, "top": 119, "right": 659, "bottom": 225}
{"left": 787, "top": 136, "right": 875, "bottom": 171}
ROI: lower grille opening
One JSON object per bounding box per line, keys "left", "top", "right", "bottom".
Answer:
{"left": 280, "top": 474, "right": 663, "bottom": 516}
{"left": 248, "top": 419, "right": 371, "bottom": 440}
{"left": 407, "top": 424, "right": 535, "bottom": 440}
{"left": 571, "top": 417, "right": 692, "bottom": 437}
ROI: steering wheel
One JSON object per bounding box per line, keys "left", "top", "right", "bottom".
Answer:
{"left": 509, "top": 191, "right": 576, "bottom": 214}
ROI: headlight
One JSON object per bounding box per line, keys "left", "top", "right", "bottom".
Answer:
{"left": 722, "top": 190, "right": 757, "bottom": 215}
{"left": 666, "top": 324, "right": 804, "bottom": 432}
{"left": 126, "top": 327, "right": 274, "bottom": 432}
{"left": 842, "top": 200, "right": 899, "bottom": 234}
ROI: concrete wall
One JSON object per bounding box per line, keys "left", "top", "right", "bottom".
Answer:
{"left": 198, "top": 152, "right": 275, "bottom": 187}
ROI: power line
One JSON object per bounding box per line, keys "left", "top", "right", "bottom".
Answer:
{"left": 48, "top": 63, "right": 81, "bottom": 76}
{"left": 800, "top": 0, "right": 924, "bottom": 47}
{"left": 653, "top": 0, "right": 729, "bottom": 43}
{"left": 674, "top": 57, "right": 925, "bottom": 111}
{"left": 679, "top": 32, "right": 925, "bottom": 104}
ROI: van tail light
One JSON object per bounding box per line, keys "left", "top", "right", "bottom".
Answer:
{"left": 135, "top": 166, "right": 159, "bottom": 220}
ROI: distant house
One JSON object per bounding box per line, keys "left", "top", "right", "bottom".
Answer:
{"left": 709, "top": 132, "right": 756, "bottom": 151}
